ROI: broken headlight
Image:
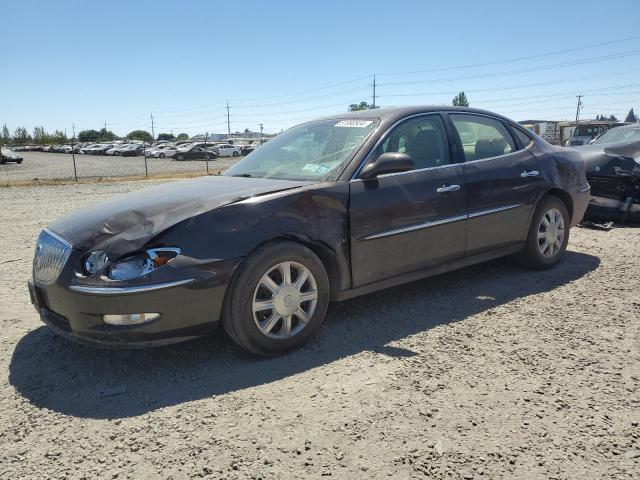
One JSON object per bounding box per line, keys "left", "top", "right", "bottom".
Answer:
{"left": 83, "top": 250, "right": 109, "bottom": 275}
{"left": 107, "top": 247, "right": 180, "bottom": 281}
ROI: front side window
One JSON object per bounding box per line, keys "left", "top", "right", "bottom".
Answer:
{"left": 374, "top": 115, "right": 450, "bottom": 170}
{"left": 225, "top": 118, "right": 378, "bottom": 181}
{"left": 450, "top": 114, "right": 515, "bottom": 161}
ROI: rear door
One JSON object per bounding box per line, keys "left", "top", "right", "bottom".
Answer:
{"left": 446, "top": 112, "right": 545, "bottom": 256}
{"left": 349, "top": 113, "right": 467, "bottom": 287}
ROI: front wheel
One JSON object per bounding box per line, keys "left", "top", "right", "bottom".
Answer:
{"left": 232, "top": 151, "right": 239, "bottom": 157}
{"left": 515, "top": 195, "right": 570, "bottom": 270}
{"left": 204, "top": 154, "right": 211, "bottom": 161}
{"left": 159, "top": 153, "right": 165, "bottom": 158}
{"left": 177, "top": 154, "right": 184, "bottom": 161}
{"left": 222, "top": 241, "right": 329, "bottom": 356}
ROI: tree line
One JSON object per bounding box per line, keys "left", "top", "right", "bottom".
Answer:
{"left": 1, "top": 124, "right": 190, "bottom": 146}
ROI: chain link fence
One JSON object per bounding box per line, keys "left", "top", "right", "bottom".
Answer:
{"left": 1, "top": 151, "right": 242, "bottom": 185}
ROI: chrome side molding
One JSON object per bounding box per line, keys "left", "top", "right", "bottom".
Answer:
{"left": 363, "top": 203, "right": 521, "bottom": 241}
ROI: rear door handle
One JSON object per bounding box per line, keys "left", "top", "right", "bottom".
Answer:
{"left": 521, "top": 170, "right": 540, "bottom": 178}
{"left": 436, "top": 184, "right": 461, "bottom": 194}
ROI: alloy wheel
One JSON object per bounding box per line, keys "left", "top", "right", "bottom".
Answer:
{"left": 537, "top": 207, "right": 565, "bottom": 258}
{"left": 252, "top": 261, "right": 318, "bottom": 339}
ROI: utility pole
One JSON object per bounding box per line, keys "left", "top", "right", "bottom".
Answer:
{"left": 575, "top": 95, "right": 583, "bottom": 123}
{"left": 71, "top": 124, "right": 78, "bottom": 182}
{"left": 226, "top": 101, "right": 231, "bottom": 136}
{"left": 372, "top": 74, "right": 376, "bottom": 109}
{"left": 150, "top": 113, "right": 155, "bottom": 141}
{"left": 205, "top": 131, "right": 209, "bottom": 174}
{"left": 259, "top": 123, "right": 263, "bottom": 144}
{"left": 104, "top": 121, "right": 107, "bottom": 132}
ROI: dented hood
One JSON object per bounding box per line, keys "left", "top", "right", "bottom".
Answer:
{"left": 575, "top": 140, "right": 640, "bottom": 176}
{"left": 48, "top": 175, "right": 308, "bottom": 253}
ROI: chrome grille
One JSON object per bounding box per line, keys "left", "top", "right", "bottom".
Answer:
{"left": 33, "top": 229, "right": 72, "bottom": 286}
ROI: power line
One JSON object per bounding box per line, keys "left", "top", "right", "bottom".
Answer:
{"left": 377, "top": 35, "right": 640, "bottom": 76}
{"left": 377, "top": 49, "right": 640, "bottom": 87}
{"left": 377, "top": 69, "right": 640, "bottom": 98}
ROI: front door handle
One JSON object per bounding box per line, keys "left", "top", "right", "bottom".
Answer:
{"left": 521, "top": 170, "right": 540, "bottom": 178}
{"left": 436, "top": 184, "right": 461, "bottom": 194}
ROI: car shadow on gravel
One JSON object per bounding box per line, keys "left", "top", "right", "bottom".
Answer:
{"left": 9, "top": 251, "right": 599, "bottom": 419}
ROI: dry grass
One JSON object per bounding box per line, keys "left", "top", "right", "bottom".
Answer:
{"left": 0, "top": 170, "right": 223, "bottom": 188}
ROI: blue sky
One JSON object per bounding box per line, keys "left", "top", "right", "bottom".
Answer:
{"left": 2, "top": 0, "right": 639, "bottom": 136}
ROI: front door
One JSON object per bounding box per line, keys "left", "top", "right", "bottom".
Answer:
{"left": 349, "top": 113, "right": 467, "bottom": 287}
{"left": 447, "top": 113, "right": 546, "bottom": 256}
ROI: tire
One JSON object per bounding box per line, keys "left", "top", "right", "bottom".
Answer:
{"left": 232, "top": 151, "right": 239, "bottom": 157}
{"left": 204, "top": 154, "right": 211, "bottom": 161}
{"left": 17, "top": 159, "right": 23, "bottom": 164}
{"left": 177, "top": 155, "right": 184, "bottom": 161}
{"left": 515, "top": 194, "right": 570, "bottom": 270}
{"left": 222, "top": 240, "right": 330, "bottom": 356}
{"left": 159, "top": 153, "right": 165, "bottom": 158}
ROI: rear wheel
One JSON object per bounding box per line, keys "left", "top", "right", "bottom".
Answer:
{"left": 177, "top": 154, "right": 184, "bottom": 161}
{"left": 515, "top": 195, "right": 570, "bottom": 270}
{"left": 159, "top": 153, "right": 165, "bottom": 158}
{"left": 204, "top": 153, "right": 211, "bottom": 161}
{"left": 232, "top": 151, "right": 239, "bottom": 157}
{"left": 222, "top": 241, "right": 329, "bottom": 356}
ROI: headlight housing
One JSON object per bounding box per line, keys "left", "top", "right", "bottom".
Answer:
{"left": 81, "top": 247, "right": 179, "bottom": 280}
{"left": 107, "top": 247, "right": 180, "bottom": 281}
{"left": 84, "top": 250, "right": 109, "bottom": 275}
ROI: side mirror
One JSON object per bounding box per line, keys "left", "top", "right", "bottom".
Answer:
{"left": 360, "top": 152, "right": 414, "bottom": 180}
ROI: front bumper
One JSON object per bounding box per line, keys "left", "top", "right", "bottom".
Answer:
{"left": 28, "top": 263, "right": 235, "bottom": 348}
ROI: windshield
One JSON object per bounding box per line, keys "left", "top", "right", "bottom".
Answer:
{"left": 592, "top": 127, "right": 640, "bottom": 145}
{"left": 224, "top": 118, "right": 378, "bottom": 181}
{"left": 574, "top": 126, "right": 602, "bottom": 137}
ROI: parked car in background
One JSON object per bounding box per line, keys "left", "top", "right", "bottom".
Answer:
{"left": 241, "top": 143, "right": 259, "bottom": 155}
{"left": 146, "top": 145, "right": 178, "bottom": 158}
{"left": 1, "top": 146, "right": 24, "bottom": 164}
{"left": 564, "top": 120, "right": 625, "bottom": 146}
{"left": 91, "top": 144, "right": 115, "bottom": 155}
{"left": 106, "top": 145, "right": 124, "bottom": 155}
{"left": 119, "top": 144, "right": 145, "bottom": 157}
{"left": 589, "top": 123, "right": 640, "bottom": 145}
{"left": 80, "top": 144, "right": 100, "bottom": 154}
{"left": 172, "top": 145, "right": 218, "bottom": 161}
{"left": 217, "top": 144, "right": 242, "bottom": 157}
{"left": 28, "top": 106, "right": 590, "bottom": 355}
{"left": 573, "top": 123, "right": 640, "bottom": 222}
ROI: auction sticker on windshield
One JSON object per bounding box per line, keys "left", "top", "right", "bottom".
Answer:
{"left": 335, "top": 120, "right": 373, "bottom": 128}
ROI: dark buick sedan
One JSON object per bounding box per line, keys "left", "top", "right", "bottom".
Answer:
{"left": 28, "top": 107, "right": 590, "bottom": 355}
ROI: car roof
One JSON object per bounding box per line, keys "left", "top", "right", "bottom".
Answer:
{"left": 609, "top": 123, "right": 640, "bottom": 130}
{"left": 315, "top": 106, "right": 519, "bottom": 125}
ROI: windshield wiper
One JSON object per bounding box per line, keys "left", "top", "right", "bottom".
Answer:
{"left": 232, "top": 173, "right": 253, "bottom": 178}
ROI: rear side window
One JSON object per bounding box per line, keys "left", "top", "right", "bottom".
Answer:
{"left": 510, "top": 126, "right": 533, "bottom": 148}
{"left": 450, "top": 114, "right": 516, "bottom": 161}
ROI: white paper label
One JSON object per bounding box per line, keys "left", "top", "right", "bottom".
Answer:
{"left": 335, "top": 120, "right": 373, "bottom": 128}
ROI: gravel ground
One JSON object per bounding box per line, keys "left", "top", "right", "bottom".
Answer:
{"left": 0, "top": 180, "right": 638, "bottom": 479}
{"left": 0, "top": 152, "right": 241, "bottom": 183}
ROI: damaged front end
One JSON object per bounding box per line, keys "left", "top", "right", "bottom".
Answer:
{"left": 578, "top": 141, "right": 640, "bottom": 222}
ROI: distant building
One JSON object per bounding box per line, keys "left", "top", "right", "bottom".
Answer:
{"left": 519, "top": 120, "right": 561, "bottom": 145}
